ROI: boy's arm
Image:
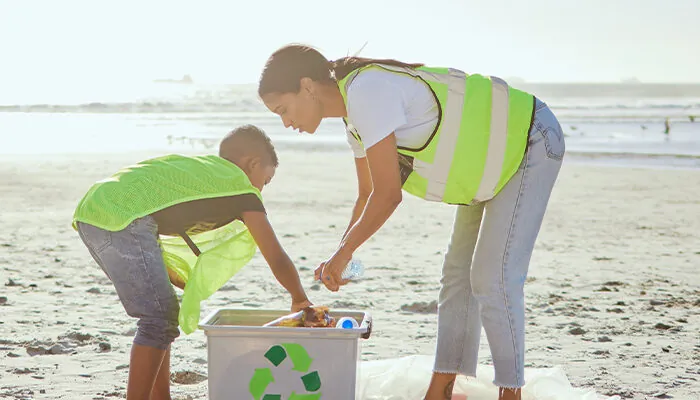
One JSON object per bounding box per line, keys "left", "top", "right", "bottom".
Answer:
{"left": 241, "top": 210, "right": 311, "bottom": 309}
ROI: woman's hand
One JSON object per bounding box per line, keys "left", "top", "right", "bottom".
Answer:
{"left": 315, "top": 248, "right": 353, "bottom": 292}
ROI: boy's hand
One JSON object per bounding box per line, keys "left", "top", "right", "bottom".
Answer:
{"left": 291, "top": 298, "right": 312, "bottom": 312}
{"left": 166, "top": 267, "right": 186, "bottom": 290}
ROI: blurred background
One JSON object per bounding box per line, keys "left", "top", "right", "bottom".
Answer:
{"left": 1, "top": 0, "right": 698, "bottom": 165}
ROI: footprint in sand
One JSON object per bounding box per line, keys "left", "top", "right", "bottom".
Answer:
{"left": 400, "top": 300, "right": 438, "bottom": 314}
{"left": 170, "top": 371, "right": 207, "bottom": 385}
{"left": 25, "top": 331, "right": 111, "bottom": 356}
{"left": 5, "top": 279, "right": 22, "bottom": 287}
{"left": 11, "top": 368, "right": 36, "bottom": 375}
{"left": 26, "top": 342, "right": 74, "bottom": 356}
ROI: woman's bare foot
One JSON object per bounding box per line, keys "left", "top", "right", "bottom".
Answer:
{"left": 424, "top": 372, "right": 458, "bottom": 400}
{"left": 498, "top": 387, "right": 522, "bottom": 400}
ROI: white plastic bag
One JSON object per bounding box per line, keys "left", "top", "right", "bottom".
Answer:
{"left": 358, "top": 355, "right": 621, "bottom": 400}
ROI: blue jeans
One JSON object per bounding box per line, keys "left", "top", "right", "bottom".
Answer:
{"left": 77, "top": 216, "right": 180, "bottom": 350}
{"left": 433, "top": 99, "right": 565, "bottom": 388}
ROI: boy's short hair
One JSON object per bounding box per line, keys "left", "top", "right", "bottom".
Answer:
{"left": 219, "top": 125, "right": 279, "bottom": 167}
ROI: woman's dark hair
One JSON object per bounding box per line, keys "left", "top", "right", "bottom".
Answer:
{"left": 258, "top": 44, "right": 423, "bottom": 96}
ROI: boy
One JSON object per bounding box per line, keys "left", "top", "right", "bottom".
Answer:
{"left": 72, "top": 125, "right": 312, "bottom": 400}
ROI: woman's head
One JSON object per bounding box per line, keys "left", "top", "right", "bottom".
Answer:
{"left": 258, "top": 45, "right": 334, "bottom": 134}
{"left": 258, "top": 44, "right": 423, "bottom": 134}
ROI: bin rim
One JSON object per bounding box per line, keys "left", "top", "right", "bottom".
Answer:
{"left": 197, "top": 307, "right": 373, "bottom": 339}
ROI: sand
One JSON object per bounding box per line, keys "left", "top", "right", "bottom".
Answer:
{"left": 0, "top": 147, "right": 698, "bottom": 399}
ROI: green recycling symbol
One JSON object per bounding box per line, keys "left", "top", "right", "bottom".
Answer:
{"left": 249, "top": 343, "right": 322, "bottom": 400}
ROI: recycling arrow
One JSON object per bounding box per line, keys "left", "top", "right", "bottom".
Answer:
{"left": 288, "top": 392, "right": 322, "bottom": 400}
{"left": 280, "top": 343, "right": 313, "bottom": 372}
{"left": 249, "top": 368, "right": 275, "bottom": 400}
{"left": 249, "top": 343, "right": 322, "bottom": 399}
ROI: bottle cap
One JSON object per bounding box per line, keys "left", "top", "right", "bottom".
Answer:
{"left": 335, "top": 317, "right": 359, "bottom": 329}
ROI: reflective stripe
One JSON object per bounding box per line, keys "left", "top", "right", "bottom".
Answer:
{"left": 474, "top": 77, "right": 510, "bottom": 201}
{"left": 420, "top": 68, "right": 465, "bottom": 201}
{"left": 346, "top": 65, "right": 466, "bottom": 202}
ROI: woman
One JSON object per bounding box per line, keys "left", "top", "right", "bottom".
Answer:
{"left": 258, "top": 44, "right": 565, "bottom": 400}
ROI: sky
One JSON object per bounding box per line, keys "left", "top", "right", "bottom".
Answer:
{"left": 1, "top": 0, "right": 698, "bottom": 86}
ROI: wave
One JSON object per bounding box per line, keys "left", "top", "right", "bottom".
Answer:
{"left": 1, "top": 101, "right": 698, "bottom": 115}
{"left": 554, "top": 103, "right": 700, "bottom": 110}
{"left": 0, "top": 100, "right": 268, "bottom": 114}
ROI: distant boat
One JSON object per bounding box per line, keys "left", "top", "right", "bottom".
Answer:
{"left": 620, "top": 77, "right": 641, "bottom": 84}
{"left": 153, "top": 74, "right": 194, "bottom": 84}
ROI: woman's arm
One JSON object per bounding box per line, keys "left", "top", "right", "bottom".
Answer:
{"left": 318, "top": 133, "right": 403, "bottom": 290}
{"left": 341, "top": 157, "right": 373, "bottom": 242}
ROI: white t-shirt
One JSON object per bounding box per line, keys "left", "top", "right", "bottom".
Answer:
{"left": 344, "top": 68, "right": 439, "bottom": 158}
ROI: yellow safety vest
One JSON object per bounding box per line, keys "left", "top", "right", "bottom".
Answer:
{"left": 72, "top": 154, "right": 261, "bottom": 334}
{"left": 338, "top": 64, "right": 535, "bottom": 205}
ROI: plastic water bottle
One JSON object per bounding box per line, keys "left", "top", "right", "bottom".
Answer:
{"left": 340, "top": 259, "right": 364, "bottom": 281}
{"left": 335, "top": 316, "right": 359, "bottom": 329}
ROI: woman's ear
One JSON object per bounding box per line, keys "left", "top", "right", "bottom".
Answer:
{"left": 300, "top": 77, "right": 314, "bottom": 94}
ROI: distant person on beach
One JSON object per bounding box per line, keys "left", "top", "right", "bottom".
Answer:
{"left": 72, "top": 125, "right": 312, "bottom": 400}
{"left": 257, "top": 44, "right": 565, "bottom": 400}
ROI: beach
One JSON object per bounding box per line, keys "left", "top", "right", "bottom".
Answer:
{"left": 0, "top": 146, "right": 698, "bottom": 400}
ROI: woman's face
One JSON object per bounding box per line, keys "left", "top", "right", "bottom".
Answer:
{"left": 261, "top": 80, "right": 324, "bottom": 134}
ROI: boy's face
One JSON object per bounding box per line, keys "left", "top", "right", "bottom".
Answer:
{"left": 246, "top": 157, "right": 277, "bottom": 192}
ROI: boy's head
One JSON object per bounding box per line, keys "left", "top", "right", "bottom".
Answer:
{"left": 219, "top": 125, "right": 278, "bottom": 191}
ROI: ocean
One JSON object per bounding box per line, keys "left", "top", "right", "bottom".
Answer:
{"left": 1, "top": 80, "right": 699, "bottom": 168}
